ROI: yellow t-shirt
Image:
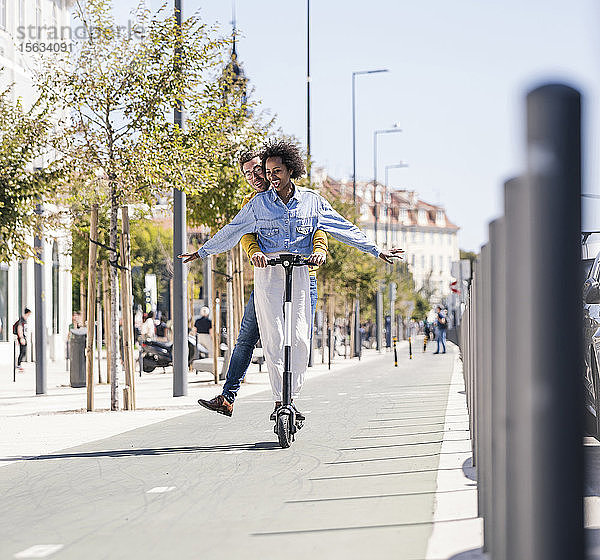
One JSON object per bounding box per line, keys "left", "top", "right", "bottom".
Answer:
{"left": 239, "top": 192, "right": 327, "bottom": 276}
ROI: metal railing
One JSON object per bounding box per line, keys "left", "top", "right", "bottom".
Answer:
{"left": 460, "top": 83, "right": 584, "bottom": 560}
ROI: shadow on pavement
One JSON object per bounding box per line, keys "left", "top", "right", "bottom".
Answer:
{"left": 1, "top": 441, "right": 281, "bottom": 462}
{"left": 446, "top": 547, "right": 486, "bottom": 559}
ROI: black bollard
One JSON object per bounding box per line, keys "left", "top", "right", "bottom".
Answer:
{"left": 505, "top": 85, "right": 583, "bottom": 560}
{"left": 393, "top": 336, "right": 398, "bottom": 367}
{"left": 408, "top": 336, "right": 412, "bottom": 360}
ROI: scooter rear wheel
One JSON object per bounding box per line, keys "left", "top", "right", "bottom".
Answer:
{"left": 276, "top": 413, "right": 293, "bottom": 448}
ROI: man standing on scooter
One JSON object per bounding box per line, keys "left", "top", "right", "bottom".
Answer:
{"left": 189, "top": 149, "right": 327, "bottom": 418}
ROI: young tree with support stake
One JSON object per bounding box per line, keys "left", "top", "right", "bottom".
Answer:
{"left": 42, "top": 0, "right": 228, "bottom": 410}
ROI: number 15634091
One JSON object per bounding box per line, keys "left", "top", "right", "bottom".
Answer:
{"left": 19, "top": 42, "right": 72, "bottom": 53}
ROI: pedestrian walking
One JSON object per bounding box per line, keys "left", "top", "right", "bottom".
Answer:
{"left": 140, "top": 310, "right": 156, "bottom": 340}
{"left": 194, "top": 306, "right": 213, "bottom": 358}
{"left": 13, "top": 308, "right": 31, "bottom": 372}
{"left": 433, "top": 306, "right": 447, "bottom": 354}
{"left": 180, "top": 139, "right": 404, "bottom": 421}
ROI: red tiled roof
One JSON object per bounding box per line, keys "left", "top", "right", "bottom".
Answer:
{"left": 320, "top": 177, "right": 459, "bottom": 231}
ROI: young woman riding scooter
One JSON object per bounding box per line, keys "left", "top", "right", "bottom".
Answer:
{"left": 179, "top": 139, "right": 403, "bottom": 445}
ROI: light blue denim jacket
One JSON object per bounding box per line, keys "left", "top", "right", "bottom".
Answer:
{"left": 196, "top": 185, "right": 381, "bottom": 259}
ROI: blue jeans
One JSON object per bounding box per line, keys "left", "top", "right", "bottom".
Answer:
{"left": 222, "top": 276, "right": 318, "bottom": 403}
{"left": 436, "top": 327, "right": 447, "bottom": 353}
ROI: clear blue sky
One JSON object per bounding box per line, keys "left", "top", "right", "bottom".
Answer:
{"left": 110, "top": 0, "right": 600, "bottom": 251}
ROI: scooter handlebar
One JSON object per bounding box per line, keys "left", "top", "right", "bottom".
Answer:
{"left": 266, "top": 254, "right": 311, "bottom": 267}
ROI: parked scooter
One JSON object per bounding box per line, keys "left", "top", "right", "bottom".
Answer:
{"left": 266, "top": 254, "right": 310, "bottom": 448}
{"left": 141, "top": 334, "right": 208, "bottom": 373}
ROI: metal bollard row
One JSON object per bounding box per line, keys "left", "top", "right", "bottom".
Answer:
{"left": 459, "top": 84, "right": 584, "bottom": 560}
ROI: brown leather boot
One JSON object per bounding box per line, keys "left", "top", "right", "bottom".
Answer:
{"left": 197, "top": 395, "right": 233, "bottom": 417}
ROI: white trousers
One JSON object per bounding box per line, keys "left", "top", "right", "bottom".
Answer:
{"left": 254, "top": 254, "right": 311, "bottom": 401}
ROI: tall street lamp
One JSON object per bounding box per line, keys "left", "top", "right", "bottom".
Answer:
{"left": 373, "top": 126, "right": 402, "bottom": 246}
{"left": 172, "top": 0, "right": 187, "bottom": 397}
{"left": 352, "top": 69, "right": 388, "bottom": 205}
{"left": 306, "top": 0, "right": 311, "bottom": 184}
{"left": 372, "top": 127, "right": 402, "bottom": 353}
{"left": 384, "top": 162, "right": 409, "bottom": 248}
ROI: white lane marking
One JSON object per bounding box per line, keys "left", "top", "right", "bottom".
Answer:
{"left": 320, "top": 401, "right": 330, "bottom": 404}
{"left": 146, "top": 486, "right": 176, "bottom": 494}
{"left": 337, "top": 392, "right": 347, "bottom": 396}
{"left": 14, "top": 545, "right": 64, "bottom": 558}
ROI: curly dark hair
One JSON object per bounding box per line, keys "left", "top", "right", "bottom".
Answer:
{"left": 238, "top": 149, "right": 260, "bottom": 171}
{"left": 261, "top": 139, "right": 306, "bottom": 179}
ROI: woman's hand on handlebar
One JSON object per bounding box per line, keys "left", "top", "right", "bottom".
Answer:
{"left": 250, "top": 251, "right": 268, "bottom": 268}
{"left": 306, "top": 251, "right": 326, "bottom": 266}
{"left": 378, "top": 248, "right": 405, "bottom": 264}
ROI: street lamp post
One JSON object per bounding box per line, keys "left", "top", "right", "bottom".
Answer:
{"left": 306, "top": 0, "right": 311, "bottom": 184}
{"left": 373, "top": 126, "right": 402, "bottom": 247}
{"left": 384, "top": 162, "right": 409, "bottom": 248}
{"left": 352, "top": 69, "right": 388, "bottom": 205}
{"left": 172, "top": 0, "right": 187, "bottom": 397}
{"left": 34, "top": 200, "right": 46, "bottom": 395}
{"left": 372, "top": 127, "right": 402, "bottom": 353}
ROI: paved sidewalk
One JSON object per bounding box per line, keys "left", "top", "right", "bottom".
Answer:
{"left": 1, "top": 340, "right": 483, "bottom": 560}
{"left": 0, "top": 346, "right": 384, "bottom": 466}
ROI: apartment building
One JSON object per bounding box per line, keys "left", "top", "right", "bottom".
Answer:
{"left": 321, "top": 175, "right": 460, "bottom": 301}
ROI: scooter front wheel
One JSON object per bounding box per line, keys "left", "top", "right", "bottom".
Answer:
{"left": 276, "top": 413, "right": 293, "bottom": 448}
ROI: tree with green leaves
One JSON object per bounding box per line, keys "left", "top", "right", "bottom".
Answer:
{"left": 183, "top": 54, "right": 272, "bottom": 230}
{"left": 42, "top": 0, "right": 229, "bottom": 409}
{"left": 412, "top": 293, "right": 430, "bottom": 322}
{"left": 0, "top": 88, "right": 63, "bottom": 263}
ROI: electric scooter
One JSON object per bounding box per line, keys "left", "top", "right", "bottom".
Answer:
{"left": 266, "top": 253, "right": 310, "bottom": 449}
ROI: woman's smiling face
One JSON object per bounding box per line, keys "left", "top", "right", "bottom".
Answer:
{"left": 265, "top": 156, "right": 292, "bottom": 191}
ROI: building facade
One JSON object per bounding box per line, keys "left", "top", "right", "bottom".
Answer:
{"left": 320, "top": 175, "right": 460, "bottom": 302}
{"left": 0, "top": 0, "right": 74, "bottom": 368}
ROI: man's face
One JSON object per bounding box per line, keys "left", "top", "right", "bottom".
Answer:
{"left": 242, "top": 156, "right": 267, "bottom": 192}
{"left": 265, "top": 156, "right": 292, "bottom": 192}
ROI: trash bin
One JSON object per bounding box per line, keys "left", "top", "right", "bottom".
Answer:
{"left": 70, "top": 328, "right": 87, "bottom": 388}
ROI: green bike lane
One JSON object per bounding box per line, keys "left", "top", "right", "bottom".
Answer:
{"left": 1, "top": 344, "right": 472, "bottom": 560}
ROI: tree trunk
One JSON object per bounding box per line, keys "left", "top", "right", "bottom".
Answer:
{"left": 80, "top": 272, "right": 86, "bottom": 324}
{"left": 232, "top": 244, "right": 243, "bottom": 342}
{"left": 321, "top": 294, "right": 327, "bottom": 364}
{"left": 109, "top": 185, "right": 120, "bottom": 411}
{"left": 102, "top": 262, "right": 112, "bottom": 384}
{"left": 222, "top": 250, "right": 234, "bottom": 377}
{"left": 328, "top": 292, "right": 335, "bottom": 364}
{"left": 211, "top": 256, "right": 218, "bottom": 384}
{"left": 96, "top": 275, "right": 103, "bottom": 384}
{"left": 349, "top": 300, "right": 355, "bottom": 359}
{"left": 85, "top": 204, "right": 98, "bottom": 411}
{"left": 119, "top": 206, "right": 135, "bottom": 410}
